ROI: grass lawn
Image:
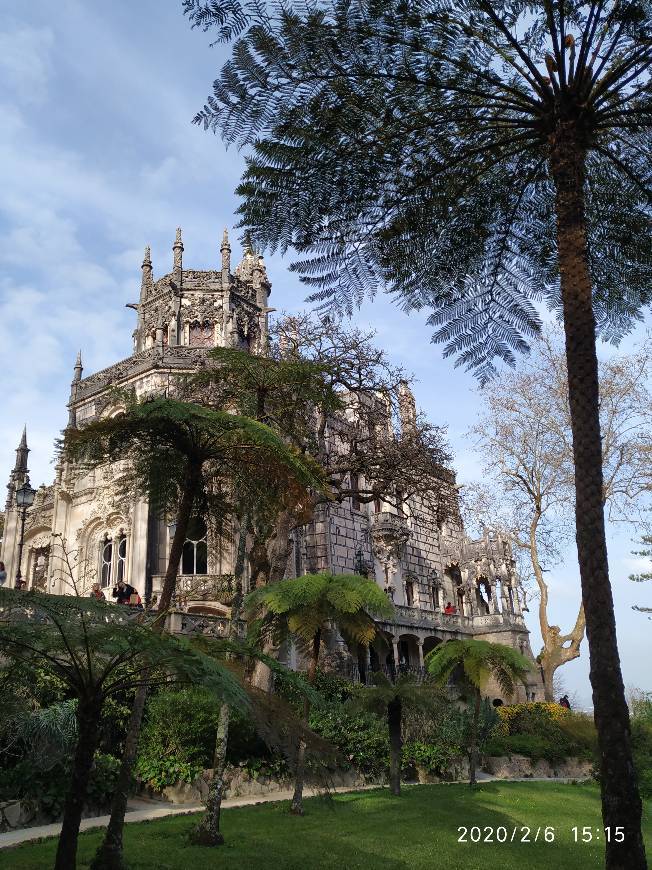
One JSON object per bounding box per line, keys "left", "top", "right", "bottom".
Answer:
{"left": 2, "top": 781, "right": 650, "bottom": 870}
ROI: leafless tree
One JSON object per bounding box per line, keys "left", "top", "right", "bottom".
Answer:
{"left": 469, "top": 329, "right": 652, "bottom": 700}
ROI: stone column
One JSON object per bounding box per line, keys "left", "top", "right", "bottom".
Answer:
{"left": 392, "top": 637, "right": 400, "bottom": 667}
{"left": 417, "top": 639, "right": 424, "bottom": 669}
{"left": 511, "top": 583, "right": 523, "bottom": 615}
{"left": 489, "top": 582, "right": 498, "bottom": 614}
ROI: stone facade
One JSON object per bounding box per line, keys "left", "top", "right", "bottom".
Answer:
{"left": 1, "top": 231, "right": 544, "bottom": 703}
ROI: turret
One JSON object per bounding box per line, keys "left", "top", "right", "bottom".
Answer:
{"left": 67, "top": 352, "right": 83, "bottom": 427}
{"left": 397, "top": 381, "right": 417, "bottom": 433}
{"left": 220, "top": 228, "right": 231, "bottom": 287}
{"left": 73, "top": 349, "right": 83, "bottom": 383}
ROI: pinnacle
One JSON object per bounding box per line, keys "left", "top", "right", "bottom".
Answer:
{"left": 18, "top": 425, "right": 27, "bottom": 450}
{"left": 174, "top": 227, "right": 183, "bottom": 248}
{"left": 142, "top": 245, "right": 152, "bottom": 266}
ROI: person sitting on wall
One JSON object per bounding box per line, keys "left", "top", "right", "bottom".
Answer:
{"left": 559, "top": 694, "right": 571, "bottom": 710}
{"left": 112, "top": 579, "right": 138, "bottom": 606}
{"left": 444, "top": 601, "right": 456, "bottom": 615}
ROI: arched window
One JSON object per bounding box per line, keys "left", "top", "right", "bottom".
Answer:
{"left": 116, "top": 534, "right": 127, "bottom": 583}
{"left": 182, "top": 517, "right": 208, "bottom": 575}
{"left": 101, "top": 537, "right": 113, "bottom": 587}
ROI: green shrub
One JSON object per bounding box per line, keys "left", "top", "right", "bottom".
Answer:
{"left": 402, "top": 739, "right": 463, "bottom": 775}
{"left": 631, "top": 717, "right": 652, "bottom": 798}
{"left": 0, "top": 751, "right": 120, "bottom": 820}
{"left": 136, "top": 686, "right": 277, "bottom": 790}
{"left": 484, "top": 732, "right": 571, "bottom": 764}
{"left": 308, "top": 706, "right": 389, "bottom": 777}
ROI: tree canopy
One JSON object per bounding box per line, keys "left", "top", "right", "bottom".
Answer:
{"left": 186, "top": 0, "right": 652, "bottom": 381}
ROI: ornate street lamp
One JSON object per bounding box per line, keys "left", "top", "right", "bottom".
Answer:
{"left": 15, "top": 477, "right": 36, "bottom": 589}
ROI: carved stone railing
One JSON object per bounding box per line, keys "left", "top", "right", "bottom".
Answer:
{"left": 151, "top": 574, "right": 235, "bottom": 604}
{"left": 379, "top": 604, "right": 471, "bottom": 632}
{"left": 167, "top": 610, "right": 246, "bottom": 639}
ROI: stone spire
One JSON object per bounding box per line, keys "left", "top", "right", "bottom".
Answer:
{"left": 73, "top": 350, "right": 83, "bottom": 383}
{"left": 397, "top": 380, "right": 417, "bottom": 433}
{"left": 14, "top": 427, "right": 29, "bottom": 475}
{"left": 6, "top": 427, "right": 29, "bottom": 509}
{"left": 172, "top": 227, "right": 184, "bottom": 277}
{"left": 68, "top": 352, "right": 84, "bottom": 427}
{"left": 141, "top": 246, "right": 153, "bottom": 299}
{"left": 220, "top": 227, "right": 231, "bottom": 287}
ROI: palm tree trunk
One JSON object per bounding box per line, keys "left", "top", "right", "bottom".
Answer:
{"left": 469, "top": 688, "right": 480, "bottom": 787}
{"left": 291, "top": 629, "right": 320, "bottom": 815}
{"left": 192, "top": 515, "right": 248, "bottom": 846}
{"left": 91, "top": 467, "right": 200, "bottom": 870}
{"left": 191, "top": 702, "right": 230, "bottom": 846}
{"left": 156, "top": 463, "right": 201, "bottom": 617}
{"left": 55, "top": 695, "right": 102, "bottom": 870}
{"left": 551, "top": 130, "right": 646, "bottom": 870}
{"left": 89, "top": 682, "right": 148, "bottom": 870}
{"left": 251, "top": 508, "right": 295, "bottom": 691}
{"left": 387, "top": 696, "right": 402, "bottom": 796}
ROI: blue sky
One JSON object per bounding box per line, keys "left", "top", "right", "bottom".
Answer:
{"left": 1, "top": 0, "right": 649, "bottom": 707}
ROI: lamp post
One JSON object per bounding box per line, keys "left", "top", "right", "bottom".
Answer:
{"left": 15, "top": 477, "right": 36, "bottom": 589}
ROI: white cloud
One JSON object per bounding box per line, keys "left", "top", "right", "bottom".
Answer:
{"left": 0, "top": 24, "right": 54, "bottom": 105}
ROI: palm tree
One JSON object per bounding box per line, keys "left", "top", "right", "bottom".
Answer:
{"left": 186, "top": 3, "right": 652, "bottom": 863}
{"left": 245, "top": 572, "right": 394, "bottom": 814}
{"left": 62, "top": 394, "right": 320, "bottom": 618}
{"left": 0, "top": 589, "right": 246, "bottom": 870}
{"left": 348, "top": 672, "right": 444, "bottom": 796}
{"left": 427, "top": 639, "right": 531, "bottom": 786}
{"left": 61, "top": 393, "right": 322, "bottom": 870}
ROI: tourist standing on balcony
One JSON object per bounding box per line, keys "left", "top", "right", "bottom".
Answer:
{"left": 0, "top": 563, "right": 6, "bottom": 587}
{"left": 444, "top": 601, "right": 456, "bottom": 615}
{"left": 112, "top": 579, "right": 138, "bottom": 606}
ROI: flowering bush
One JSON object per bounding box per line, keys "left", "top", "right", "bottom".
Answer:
{"left": 494, "top": 701, "right": 569, "bottom": 737}
{"left": 486, "top": 701, "right": 596, "bottom": 763}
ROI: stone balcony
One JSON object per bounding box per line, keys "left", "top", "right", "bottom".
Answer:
{"left": 379, "top": 604, "right": 523, "bottom": 634}
{"left": 370, "top": 511, "right": 411, "bottom": 540}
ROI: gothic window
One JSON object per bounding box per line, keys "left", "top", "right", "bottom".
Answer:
{"left": 189, "top": 321, "right": 214, "bottom": 347}
{"left": 101, "top": 538, "right": 113, "bottom": 588}
{"left": 182, "top": 517, "right": 208, "bottom": 575}
{"left": 373, "top": 495, "right": 381, "bottom": 513}
{"left": 116, "top": 534, "right": 127, "bottom": 583}
{"left": 405, "top": 580, "right": 414, "bottom": 607}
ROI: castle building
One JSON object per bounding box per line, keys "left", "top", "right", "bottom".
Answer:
{"left": 1, "top": 231, "right": 543, "bottom": 701}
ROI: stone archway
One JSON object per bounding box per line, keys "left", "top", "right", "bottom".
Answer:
{"left": 397, "top": 633, "right": 420, "bottom": 669}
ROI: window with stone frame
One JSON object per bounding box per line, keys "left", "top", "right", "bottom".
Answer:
{"left": 100, "top": 537, "right": 113, "bottom": 588}
{"left": 350, "top": 473, "right": 361, "bottom": 511}
{"left": 182, "top": 516, "right": 208, "bottom": 575}
{"left": 188, "top": 320, "right": 214, "bottom": 347}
